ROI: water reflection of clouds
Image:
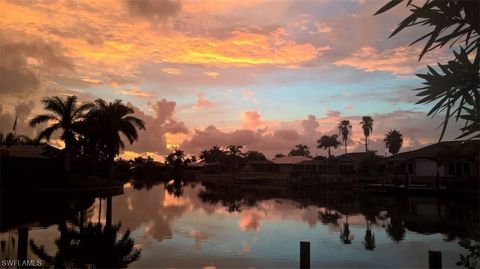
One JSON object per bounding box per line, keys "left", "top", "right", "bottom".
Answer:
{"left": 112, "top": 184, "right": 381, "bottom": 243}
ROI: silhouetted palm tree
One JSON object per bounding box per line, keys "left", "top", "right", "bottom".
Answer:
{"left": 288, "top": 144, "right": 311, "bottom": 157}
{"left": 227, "top": 145, "right": 243, "bottom": 171}
{"left": 244, "top": 150, "right": 267, "bottom": 161}
{"left": 317, "top": 134, "right": 341, "bottom": 157}
{"left": 360, "top": 116, "right": 374, "bottom": 152}
{"left": 199, "top": 146, "right": 226, "bottom": 163}
{"left": 0, "top": 132, "right": 34, "bottom": 147}
{"left": 384, "top": 129, "right": 403, "bottom": 156}
{"left": 87, "top": 99, "right": 145, "bottom": 179}
{"left": 338, "top": 120, "right": 352, "bottom": 155}
{"left": 165, "top": 149, "right": 187, "bottom": 171}
{"left": 29, "top": 96, "right": 94, "bottom": 174}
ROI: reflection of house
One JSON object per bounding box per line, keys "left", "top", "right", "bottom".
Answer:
{"left": 388, "top": 140, "right": 479, "bottom": 180}
{"left": 272, "top": 156, "right": 311, "bottom": 173}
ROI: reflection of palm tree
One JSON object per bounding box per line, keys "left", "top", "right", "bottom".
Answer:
{"left": 87, "top": 99, "right": 145, "bottom": 179}
{"left": 338, "top": 120, "right": 352, "bottom": 155}
{"left": 360, "top": 116, "right": 374, "bottom": 152}
{"left": 318, "top": 208, "right": 341, "bottom": 225}
{"left": 386, "top": 218, "right": 406, "bottom": 243}
{"left": 29, "top": 96, "right": 93, "bottom": 174}
{"left": 30, "top": 222, "right": 140, "bottom": 268}
{"left": 317, "top": 135, "right": 341, "bottom": 157}
{"left": 165, "top": 179, "right": 184, "bottom": 197}
{"left": 363, "top": 220, "right": 376, "bottom": 250}
{"left": 340, "top": 215, "right": 353, "bottom": 244}
{"left": 384, "top": 130, "right": 403, "bottom": 156}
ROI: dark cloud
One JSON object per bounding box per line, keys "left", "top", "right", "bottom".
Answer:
{"left": 126, "top": 0, "right": 182, "bottom": 21}
{"left": 0, "top": 39, "right": 73, "bottom": 98}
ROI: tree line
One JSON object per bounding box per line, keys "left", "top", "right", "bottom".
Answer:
{"left": 3, "top": 97, "right": 405, "bottom": 175}
{"left": 1, "top": 95, "right": 146, "bottom": 179}
{"left": 160, "top": 115, "right": 404, "bottom": 172}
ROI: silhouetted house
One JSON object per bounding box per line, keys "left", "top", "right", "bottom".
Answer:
{"left": 388, "top": 140, "right": 479, "bottom": 181}
{"left": 202, "top": 161, "right": 228, "bottom": 173}
{"left": 335, "top": 152, "right": 386, "bottom": 175}
{"left": 0, "top": 144, "right": 64, "bottom": 188}
{"left": 293, "top": 158, "right": 336, "bottom": 175}
{"left": 272, "top": 156, "right": 311, "bottom": 173}
{"left": 241, "top": 160, "right": 277, "bottom": 172}
{"left": 131, "top": 161, "right": 167, "bottom": 175}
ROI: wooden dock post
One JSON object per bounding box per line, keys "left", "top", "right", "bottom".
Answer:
{"left": 300, "top": 241, "right": 310, "bottom": 269}
{"left": 428, "top": 250, "right": 442, "bottom": 269}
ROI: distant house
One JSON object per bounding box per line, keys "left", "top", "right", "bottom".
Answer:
{"left": 201, "top": 161, "right": 229, "bottom": 173}
{"left": 292, "top": 158, "right": 334, "bottom": 175}
{"left": 388, "top": 140, "right": 479, "bottom": 180}
{"left": 272, "top": 156, "right": 312, "bottom": 173}
{"left": 335, "top": 152, "right": 386, "bottom": 175}
{"left": 241, "top": 160, "right": 277, "bottom": 172}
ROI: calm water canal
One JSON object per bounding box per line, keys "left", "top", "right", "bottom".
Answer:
{"left": 1, "top": 180, "right": 478, "bottom": 268}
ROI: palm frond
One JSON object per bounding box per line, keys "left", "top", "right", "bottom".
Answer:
{"left": 29, "top": 114, "right": 58, "bottom": 127}
{"left": 36, "top": 124, "right": 61, "bottom": 142}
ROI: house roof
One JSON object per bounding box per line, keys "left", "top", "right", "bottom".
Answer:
{"left": 335, "top": 152, "right": 383, "bottom": 162}
{"left": 240, "top": 164, "right": 255, "bottom": 172}
{"left": 389, "top": 140, "right": 480, "bottom": 161}
{"left": 245, "top": 160, "right": 274, "bottom": 165}
{"left": 0, "top": 144, "right": 62, "bottom": 159}
{"left": 272, "top": 155, "right": 311, "bottom": 164}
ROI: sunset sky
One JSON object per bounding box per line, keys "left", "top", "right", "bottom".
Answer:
{"left": 0, "top": 0, "right": 464, "bottom": 159}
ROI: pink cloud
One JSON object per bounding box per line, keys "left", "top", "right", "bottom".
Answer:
{"left": 124, "top": 99, "right": 189, "bottom": 156}
{"left": 193, "top": 93, "right": 214, "bottom": 109}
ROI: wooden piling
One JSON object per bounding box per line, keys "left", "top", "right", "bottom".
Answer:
{"left": 17, "top": 227, "right": 28, "bottom": 262}
{"left": 300, "top": 241, "right": 310, "bottom": 269}
{"left": 428, "top": 250, "right": 442, "bottom": 269}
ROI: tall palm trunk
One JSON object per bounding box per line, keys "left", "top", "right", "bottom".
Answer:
{"left": 328, "top": 147, "right": 331, "bottom": 157}
{"left": 365, "top": 136, "right": 368, "bottom": 152}
{"left": 344, "top": 139, "right": 347, "bottom": 155}
{"left": 106, "top": 196, "right": 112, "bottom": 228}
{"left": 64, "top": 142, "right": 71, "bottom": 177}
{"left": 108, "top": 157, "right": 115, "bottom": 181}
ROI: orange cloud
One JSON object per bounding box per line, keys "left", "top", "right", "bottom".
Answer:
{"left": 162, "top": 68, "right": 182, "bottom": 75}
{"left": 121, "top": 88, "right": 153, "bottom": 97}
{"left": 334, "top": 46, "right": 447, "bottom": 75}
{"left": 204, "top": 71, "right": 219, "bottom": 78}
{"left": 241, "top": 110, "right": 265, "bottom": 129}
